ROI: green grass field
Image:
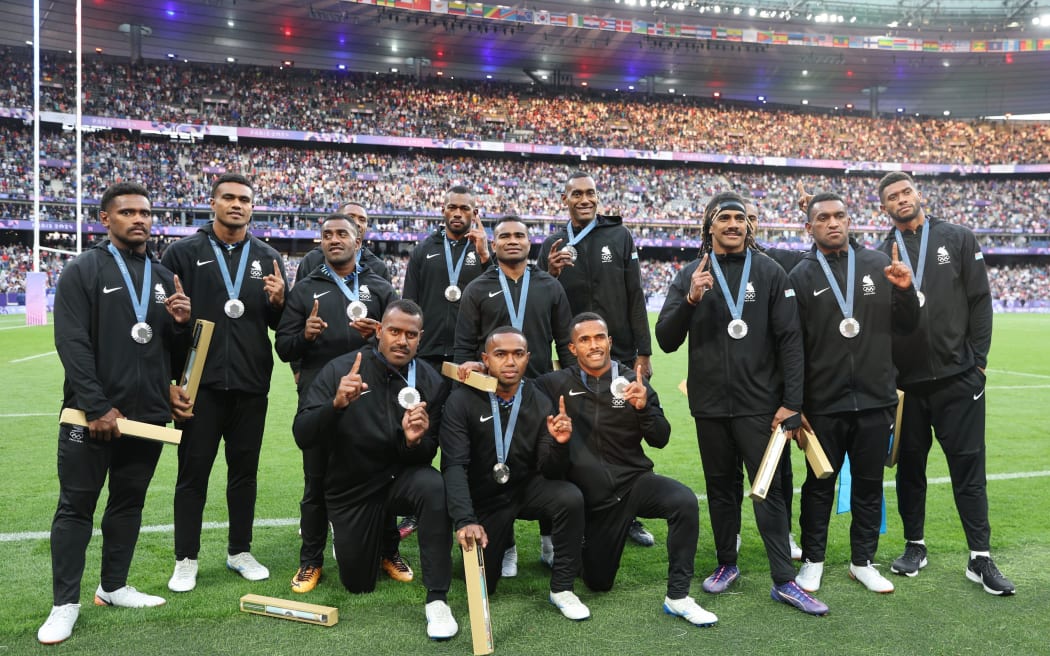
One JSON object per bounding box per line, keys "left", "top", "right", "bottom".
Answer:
{"left": 2, "top": 313, "right": 1049, "bottom": 655}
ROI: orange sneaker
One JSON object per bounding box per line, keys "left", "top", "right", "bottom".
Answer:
{"left": 291, "top": 565, "right": 322, "bottom": 593}
{"left": 382, "top": 553, "right": 414, "bottom": 583}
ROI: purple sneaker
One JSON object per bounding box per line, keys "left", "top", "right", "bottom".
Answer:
{"left": 701, "top": 564, "right": 740, "bottom": 594}
{"left": 771, "top": 581, "right": 829, "bottom": 616}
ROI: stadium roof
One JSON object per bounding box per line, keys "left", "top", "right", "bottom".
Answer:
{"left": 3, "top": 0, "right": 1050, "bottom": 119}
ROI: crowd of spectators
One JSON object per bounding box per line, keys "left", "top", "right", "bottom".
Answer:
{"left": 0, "top": 245, "right": 73, "bottom": 294}
{"left": 3, "top": 47, "right": 1050, "bottom": 165}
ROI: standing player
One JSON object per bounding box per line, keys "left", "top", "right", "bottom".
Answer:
{"left": 656, "top": 191, "right": 828, "bottom": 616}
{"left": 292, "top": 301, "right": 458, "bottom": 639}
{"left": 874, "top": 172, "right": 1014, "bottom": 595}
{"left": 403, "top": 185, "right": 491, "bottom": 371}
{"left": 537, "top": 313, "right": 716, "bottom": 628}
{"left": 537, "top": 171, "right": 656, "bottom": 548}
{"left": 276, "top": 213, "right": 400, "bottom": 593}
{"left": 441, "top": 327, "right": 589, "bottom": 620}
{"left": 39, "top": 182, "right": 192, "bottom": 644}
{"left": 162, "top": 173, "right": 287, "bottom": 592}
{"left": 789, "top": 192, "right": 919, "bottom": 594}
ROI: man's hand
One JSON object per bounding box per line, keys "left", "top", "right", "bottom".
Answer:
{"left": 623, "top": 363, "right": 649, "bottom": 411}
{"left": 466, "top": 215, "right": 490, "bottom": 264}
{"left": 456, "top": 523, "right": 488, "bottom": 552}
{"left": 350, "top": 317, "right": 380, "bottom": 340}
{"left": 170, "top": 384, "right": 194, "bottom": 421}
{"left": 546, "top": 238, "right": 575, "bottom": 278}
{"left": 333, "top": 352, "right": 368, "bottom": 410}
{"left": 634, "top": 354, "right": 653, "bottom": 379}
{"left": 456, "top": 361, "right": 486, "bottom": 381}
{"left": 88, "top": 408, "right": 124, "bottom": 441}
{"left": 796, "top": 181, "right": 814, "bottom": 214}
{"left": 547, "top": 395, "right": 573, "bottom": 443}
{"left": 402, "top": 402, "right": 429, "bottom": 446}
{"left": 264, "top": 258, "right": 286, "bottom": 308}
{"left": 164, "top": 274, "right": 192, "bottom": 324}
{"left": 772, "top": 405, "right": 802, "bottom": 440}
{"left": 883, "top": 242, "right": 913, "bottom": 290}
{"left": 687, "top": 253, "right": 713, "bottom": 305}
{"left": 304, "top": 299, "right": 328, "bottom": 341}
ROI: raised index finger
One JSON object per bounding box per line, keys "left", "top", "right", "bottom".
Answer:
{"left": 350, "top": 351, "right": 362, "bottom": 375}
{"left": 796, "top": 180, "right": 808, "bottom": 196}
{"left": 635, "top": 363, "right": 644, "bottom": 382}
{"left": 891, "top": 242, "right": 900, "bottom": 263}
{"left": 310, "top": 299, "right": 319, "bottom": 317}
{"left": 558, "top": 394, "right": 566, "bottom": 416}
{"left": 551, "top": 238, "right": 564, "bottom": 251}
{"left": 699, "top": 253, "right": 709, "bottom": 272}
{"left": 272, "top": 259, "right": 281, "bottom": 276}
{"left": 173, "top": 274, "right": 184, "bottom": 295}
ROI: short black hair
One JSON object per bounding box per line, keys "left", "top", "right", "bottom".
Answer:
{"left": 447, "top": 184, "right": 472, "bottom": 196}
{"left": 383, "top": 299, "right": 423, "bottom": 323}
{"left": 494, "top": 215, "right": 526, "bottom": 231}
{"left": 806, "top": 192, "right": 846, "bottom": 220}
{"left": 337, "top": 200, "right": 369, "bottom": 215}
{"left": 321, "top": 213, "right": 359, "bottom": 240}
{"left": 877, "top": 172, "right": 915, "bottom": 200}
{"left": 100, "top": 182, "right": 149, "bottom": 212}
{"left": 211, "top": 172, "right": 253, "bottom": 198}
{"left": 565, "top": 170, "right": 593, "bottom": 191}
{"left": 484, "top": 325, "right": 527, "bottom": 351}
{"left": 569, "top": 311, "right": 607, "bottom": 337}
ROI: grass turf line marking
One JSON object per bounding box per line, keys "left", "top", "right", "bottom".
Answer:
{"left": 4, "top": 471, "right": 1049, "bottom": 543}
{"left": 8, "top": 350, "right": 56, "bottom": 363}
{"left": 987, "top": 369, "right": 1050, "bottom": 380}
{"left": 0, "top": 413, "right": 55, "bottom": 418}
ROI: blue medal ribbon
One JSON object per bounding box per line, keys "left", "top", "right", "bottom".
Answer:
{"left": 209, "top": 238, "right": 252, "bottom": 302}
{"left": 488, "top": 384, "right": 523, "bottom": 466}
{"left": 497, "top": 268, "right": 531, "bottom": 330}
{"left": 443, "top": 237, "right": 469, "bottom": 288}
{"left": 893, "top": 220, "right": 929, "bottom": 295}
{"left": 709, "top": 249, "right": 753, "bottom": 322}
{"left": 322, "top": 263, "right": 360, "bottom": 304}
{"left": 580, "top": 361, "right": 617, "bottom": 393}
{"left": 565, "top": 218, "right": 598, "bottom": 249}
{"left": 107, "top": 244, "right": 152, "bottom": 324}
{"left": 815, "top": 246, "right": 856, "bottom": 321}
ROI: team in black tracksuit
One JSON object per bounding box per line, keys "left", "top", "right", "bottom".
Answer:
{"left": 790, "top": 240, "right": 920, "bottom": 567}
{"left": 454, "top": 265, "right": 575, "bottom": 377}
{"left": 877, "top": 217, "right": 995, "bottom": 552}
{"left": 655, "top": 249, "right": 803, "bottom": 586}
{"left": 276, "top": 264, "right": 396, "bottom": 572}
{"left": 402, "top": 228, "right": 491, "bottom": 369}
{"left": 536, "top": 215, "right": 651, "bottom": 366}
{"left": 536, "top": 365, "right": 697, "bottom": 598}
{"left": 440, "top": 381, "right": 583, "bottom": 594}
{"left": 52, "top": 240, "right": 188, "bottom": 605}
{"left": 161, "top": 223, "right": 287, "bottom": 561}
{"left": 292, "top": 347, "right": 451, "bottom": 594}
{"left": 296, "top": 245, "right": 390, "bottom": 284}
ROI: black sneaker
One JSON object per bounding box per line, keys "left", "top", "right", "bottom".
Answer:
{"left": 890, "top": 541, "right": 928, "bottom": 577}
{"left": 966, "top": 556, "right": 1016, "bottom": 596}
{"left": 628, "top": 520, "right": 655, "bottom": 547}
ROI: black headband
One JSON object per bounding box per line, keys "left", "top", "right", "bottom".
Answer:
{"left": 716, "top": 200, "right": 747, "bottom": 214}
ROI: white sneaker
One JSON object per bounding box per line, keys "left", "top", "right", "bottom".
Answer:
{"left": 539, "top": 535, "right": 554, "bottom": 568}
{"left": 168, "top": 558, "right": 198, "bottom": 592}
{"left": 549, "top": 590, "right": 591, "bottom": 621}
{"left": 662, "top": 595, "right": 718, "bottom": 627}
{"left": 94, "top": 585, "right": 166, "bottom": 608}
{"left": 37, "top": 603, "right": 79, "bottom": 644}
{"left": 849, "top": 561, "right": 895, "bottom": 593}
{"left": 796, "top": 560, "right": 824, "bottom": 592}
{"left": 226, "top": 552, "right": 270, "bottom": 581}
{"left": 425, "top": 600, "right": 458, "bottom": 640}
{"left": 789, "top": 533, "right": 803, "bottom": 561}
{"left": 502, "top": 545, "right": 518, "bottom": 578}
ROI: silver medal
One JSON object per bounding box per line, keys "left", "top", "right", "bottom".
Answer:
{"left": 444, "top": 285, "right": 462, "bottom": 302}
{"left": 397, "top": 386, "right": 421, "bottom": 409}
{"left": 492, "top": 462, "right": 511, "bottom": 485}
{"left": 347, "top": 300, "right": 369, "bottom": 321}
{"left": 131, "top": 321, "right": 153, "bottom": 344}
{"left": 224, "top": 298, "right": 245, "bottom": 319}
{"left": 610, "top": 376, "right": 631, "bottom": 400}
{"left": 916, "top": 291, "right": 925, "bottom": 308}
{"left": 839, "top": 317, "right": 861, "bottom": 339}
{"left": 562, "top": 245, "right": 578, "bottom": 262}
{"left": 727, "top": 318, "right": 748, "bottom": 340}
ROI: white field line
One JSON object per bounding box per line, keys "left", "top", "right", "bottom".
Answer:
{"left": 987, "top": 369, "right": 1050, "bottom": 380}
{"left": 0, "top": 324, "right": 32, "bottom": 331}
{"left": 3, "top": 471, "right": 1050, "bottom": 543}
{"left": 8, "top": 350, "right": 56, "bottom": 363}
{"left": 0, "top": 413, "right": 55, "bottom": 418}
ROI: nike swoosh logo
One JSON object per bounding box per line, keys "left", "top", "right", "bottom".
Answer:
{"left": 813, "top": 287, "right": 831, "bottom": 296}
{"left": 313, "top": 291, "right": 331, "bottom": 299}
{"left": 360, "top": 390, "right": 372, "bottom": 397}
{"left": 427, "top": 253, "right": 441, "bottom": 259}
{"left": 488, "top": 290, "right": 504, "bottom": 298}
{"left": 102, "top": 286, "right": 123, "bottom": 294}
{"left": 568, "top": 390, "right": 586, "bottom": 396}
{"left": 480, "top": 415, "right": 493, "bottom": 423}
{"left": 197, "top": 259, "right": 214, "bottom": 266}
{"left": 973, "top": 389, "right": 985, "bottom": 401}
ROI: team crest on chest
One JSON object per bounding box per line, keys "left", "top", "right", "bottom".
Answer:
{"left": 937, "top": 246, "right": 951, "bottom": 264}
{"left": 601, "top": 246, "right": 613, "bottom": 263}
{"left": 250, "top": 260, "right": 263, "bottom": 279}
{"left": 862, "top": 275, "right": 876, "bottom": 296}
{"left": 745, "top": 281, "right": 756, "bottom": 302}
{"left": 359, "top": 285, "right": 372, "bottom": 301}
{"left": 611, "top": 396, "right": 626, "bottom": 408}
{"left": 154, "top": 283, "right": 168, "bottom": 302}
{"left": 465, "top": 251, "right": 477, "bottom": 266}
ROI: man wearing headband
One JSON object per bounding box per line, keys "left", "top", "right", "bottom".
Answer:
{"left": 656, "top": 191, "right": 828, "bottom": 616}
{"left": 276, "top": 214, "right": 402, "bottom": 594}
{"left": 788, "top": 192, "right": 919, "bottom": 594}
{"left": 537, "top": 171, "right": 658, "bottom": 550}
{"left": 874, "top": 172, "right": 1014, "bottom": 596}
{"left": 441, "top": 326, "right": 589, "bottom": 620}
{"left": 162, "top": 173, "right": 287, "bottom": 594}
{"left": 292, "top": 300, "right": 459, "bottom": 638}
{"left": 536, "top": 312, "right": 716, "bottom": 627}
